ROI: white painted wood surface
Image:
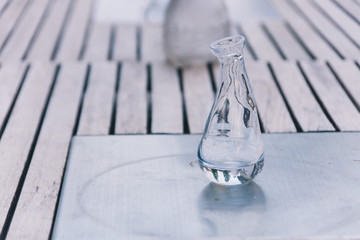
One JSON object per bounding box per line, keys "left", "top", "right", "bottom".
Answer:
{"left": 151, "top": 62, "right": 183, "bottom": 133}
{"left": 83, "top": 24, "right": 112, "bottom": 61}
{"left": 313, "top": 0, "right": 360, "bottom": 47}
{"left": 115, "top": 61, "right": 147, "bottom": 134}
{"left": 0, "top": 0, "right": 50, "bottom": 61}
{"left": 0, "top": 0, "right": 8, "bottom": 12}
{"left": 113, "top": 24, "right": 137, "bottom": 61}
{"left": 0, "top": 63, "right": 27, "bottom": 127}
{"left": 291, "top": 0, "right": 360, "bottom": 59}
{"left": 327, "top": 59, "right": 360, "bottom": 110}
{"left": 300, "top": 61, "right": 360, "bottom": 131}
{"left": 56, "top": 0, "right": 93, "bottom": 61}
{"left": 78, "top": 62, "right": 117, "bottom": 135}
{"left": 27, "top": 0, "right": 71, "bottom": 61}
{"left": 240, "top": 23, "right": 282, "bottom": 60}
{"left": 270, "top": 0, "right": 340, "bottom": 60}
{"left": 0, "top": 0, "right": 29, "bottom": 53}
{"left": 264, "top": 20, "right": 311, "bottom": 60}
{"left": 53, "top": 133, "right": 360, "bottom": 239}
{"left": 6, "top": 63, "right": 87, "bottom": 240}
{"left": 270, "top": 60, "right": 334, "bottom": 131}
{"left": 182, "top": 65, "right": 214, "bottom": 133}
{"left": 246, "top": 60, "right": 296, "bottom": 132}
{"left": 333, "top": 0, "right": 360, "bottom": 24}
{"left": 0, "top": 62, "right": 55, "bottom": 231}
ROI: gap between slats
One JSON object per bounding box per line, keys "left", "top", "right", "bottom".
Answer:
{"left": 0, "top": 0, "right": 32, "bottom": 57}
{"left": 6, "top": 63, "right": 89, "bottom": 240}
{"left": 0, "top": 63, "right": 59, "bottom": 239}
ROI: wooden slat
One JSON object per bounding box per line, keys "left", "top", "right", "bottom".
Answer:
{"left": 290, "top": 0, "right": 360, "bottom": 59}
{"left": 0, "top": 0, "right": 8, "bottom": 14}
{"left": 264, "top": 20, "right": 311, "bottom": 60}
{"left": 269, "top": 0, "right": 340, "bottom": 60}
{"left": 313, "top": 0, "right": 360, "bottom": 47}
{"left": 327, "top": 59, "right": 360, "bottom": 110}
{"left": 240, "top": 23, "right": 282, "bottom": 61}
{"left": 0, "top": 62, "right": 55, "bottom": 231}
{"left": 115, "top": 62, "right": 147, "bottom": 134}
{"left": 113, "top": 24, "right": 137, "bottom": 61}
{"left": 0, "top": 63, "right": 27, "bottom": 127}
{"left": 151, "top": 62, "right": 183, "bottom": 133}
{"left": 300, "top": 61, "right": 360, "bottom": 131}
{"left": 0, "top": 0, "right": 29, "bottom": 53}
{"left": 6, "top": 63, "right": 87, "bottom": 240}
{"left": 211, "top": 63, "right": 221, "bottom": 88}
{"left": 27, "top": 0, "right": 72, "bottom": 61}
{"left": 142, "top": 24, "right": 165, "bottom": 63}
{"left": 78, "top": 62, "right": 117, "bottom": 135}
{"left": 0, "top": 0, "right": 50, "bottom": 61}
{"left": 333, "top": 0, "right": 360, "bottom": 24}
{"left": 182, "top": 65, "right": 213, "bottom": 133}
{"left": 246, "top": 60, "right": 296, "bottom": 133}
{"left": 270, "top": 61, "right": 334, "bottom": 131}
{"left": 83, "top": 24, "right": 111, "bottom": 61}
{"left": 56, "top": 0, "right": 93, "bottom": 61}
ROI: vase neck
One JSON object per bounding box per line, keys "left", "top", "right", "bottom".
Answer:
{"left": 219, "top": 56, "right": 245, "bottom": 85}
{"left": 218, "top": 53, "right": 244, "bottom": 64}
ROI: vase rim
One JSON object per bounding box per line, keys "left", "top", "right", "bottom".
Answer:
{"left": 209, "top": 35, "right": 246, "bottom": 57}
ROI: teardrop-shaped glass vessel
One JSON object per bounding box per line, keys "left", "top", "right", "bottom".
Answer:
{"left": 198, "top": 35, "right": 264, "bottom": 185}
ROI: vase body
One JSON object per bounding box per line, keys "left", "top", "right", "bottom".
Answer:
{"left": 198, "top": 36, "right": 264, "bottom": 185}
{"left": 163, "top": 0, "right": 230, "bottom": 67}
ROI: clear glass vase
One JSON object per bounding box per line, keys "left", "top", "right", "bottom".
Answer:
{"left": 198, "top": 36, "right": 264, "bottom": 185}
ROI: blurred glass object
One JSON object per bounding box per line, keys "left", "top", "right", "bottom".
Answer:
{"left": 198, "top": 36, "right": 264, "bottom": 185}
{"left": 144, "top": 0, "right": 169, "bottom": 23}
{"left": 164, "top": 0, "right": 231, "bottom": 67}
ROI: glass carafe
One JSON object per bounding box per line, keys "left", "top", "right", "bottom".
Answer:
{"left": 198, "top": 36, "right": 264, "bottom": 185}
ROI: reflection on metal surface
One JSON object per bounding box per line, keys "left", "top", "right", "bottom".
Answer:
{"left": 76, "top": 153, "right": 196, "bottom": 232}
{"left": 75, "top": 153, "right": 266, "bottom": 238}
{"left": 199, "top": 182, "right": 266, "bottom": 236}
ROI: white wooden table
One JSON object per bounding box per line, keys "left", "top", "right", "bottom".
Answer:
{"left": 0, "top": 0, "right": 359, "bottom": 239}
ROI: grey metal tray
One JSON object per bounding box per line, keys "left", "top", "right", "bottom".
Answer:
{"left": 53, "top": 133, "right": 360, "bottom": 239}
